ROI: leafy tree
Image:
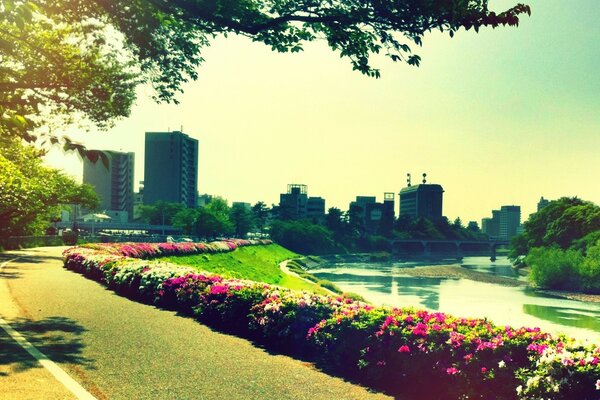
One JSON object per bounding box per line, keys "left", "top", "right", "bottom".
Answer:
{"left": 269, "top": 220, "right": 335, "bottom": 254}
{"left": 138, "top": 201, "right": 185, "bottom": 225}
{"left": 467, "top": 221, "right": 481, "bottom": 233}
{"left": 2, "top": 0, "right": 531, "bottom": 149}
{"left": 251, "top": 201, "right": 270, "bottom": 234}
{"left": 325, "top": 207, "right": 345, "bottom": 236}
{"left": 172, "top": 208, "right": 199, "bottom": 235}
{"left": 510, "top": 197, "right": 600, "bottom": 258}
{"left": 194, "top": 206, "right": 232, "bottom": 239}
{"left": 0, "top": 138, "right": 98, "bottom": 243}
{"left": 230, "top": 203, "right": 254, "bottom": 238}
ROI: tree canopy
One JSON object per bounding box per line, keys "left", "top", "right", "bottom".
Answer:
{"left": 510, "top": 197, "right": 600, "bottom": 258}
{"left": 0, "top": 138, "right": 98, "bottom": 243}
{"left": 1, "top": 0, "right": 531, "bottom": 148}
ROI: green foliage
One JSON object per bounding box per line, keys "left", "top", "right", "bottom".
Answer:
{"left": 2, "top": 0, "right": 529, "bottom": 153}
{"left": 510, "top": 197, "right": 600, "bottom": 259}
{"left": 316, "top": 279, "right": 342, "bottom": 294}
{"left": 195, "top": 199, "right": 233, "bottom": 239}
{"left": 1, "top": 0, "right": 139, "bottom": 145}
{"left": 269, "top": 219, "right": 336, "bottom": 254}
{"left": 0, "top": 138, "right": 98, "bottom": 243}
{"left": 251, "top": 201, "right": 270, "bottom": 234}
{"left": 171, "top": 208, "right": 198, "bottom": 234}
{"left": 229, "top": 203, "right": 254, "bottom": 238}
{"left": 527, "top": 247, "right": 584, "bottom": 290}
{"left": 577, "top": 240, "right": 600, "bottom": 293}
{"left": 138, "top": 201, "right": 185, "bottom": 225}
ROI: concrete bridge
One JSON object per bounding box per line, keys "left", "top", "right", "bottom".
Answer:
{"left": 390, "top": 239, "right": 510, "bottom": 261}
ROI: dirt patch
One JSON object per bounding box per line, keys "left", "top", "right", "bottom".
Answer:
{"left": 400, "top": 265, "right": 527, "bottom": 287}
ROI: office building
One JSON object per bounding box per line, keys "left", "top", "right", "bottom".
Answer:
{"left": 83, "top": 150, "right": 134, "bottom": 221}
{"left": 399, "top": 175, "right": 444, "bottom": 220}
{"left": 144, "top": 131, "right": 198, "bottom": 208}
{"left": 482, "top": 206, "right": 521, "bottom": 241}
{"left": 279, "top": 184, "right": 308, "bottom": 220}
{"left": 307, "top": 197, "right": 326, "bottom": 223}
{"left": 349, "top": 193, "right": 395, "bottom": 235}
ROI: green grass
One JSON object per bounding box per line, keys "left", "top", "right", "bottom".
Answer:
{"left": 161, "top": 244, "right": 330, "bottom": 294}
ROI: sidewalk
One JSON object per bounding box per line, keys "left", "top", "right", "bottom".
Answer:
{"left": 0, "top": 249, "right": 77, "bottom": 400}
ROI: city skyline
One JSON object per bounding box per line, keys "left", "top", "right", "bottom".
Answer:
{"left": 43, "top": 0, "right": 600, "bottom": 223}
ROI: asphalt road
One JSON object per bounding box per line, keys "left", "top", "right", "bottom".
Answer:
{"left": 1, "top": 247, "right": 391, "bottom": 400}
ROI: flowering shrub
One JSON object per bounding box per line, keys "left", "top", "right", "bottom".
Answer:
{"left": 62, "top": 240, "right": 600, "bottom": 399}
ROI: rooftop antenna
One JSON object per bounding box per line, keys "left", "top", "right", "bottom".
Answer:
{"left": 180, "top": 125, "right": 183, "bottom": 132}
{"left": 422, "top": 173, "right": 427, "bottom": 184}
{"left": 406, "top": 173, "right": 411, "bottom": 187}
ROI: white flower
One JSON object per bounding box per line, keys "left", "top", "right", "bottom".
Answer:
{"left": 498, "top": 360, "right": 506, "bottom": 368}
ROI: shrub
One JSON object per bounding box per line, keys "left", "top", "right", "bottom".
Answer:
{"left": 527, "top": 247, "right": 584, "bottom": 290}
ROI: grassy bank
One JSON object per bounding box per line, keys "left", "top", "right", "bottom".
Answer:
{"left": 161, "top": 244, "right": 332, "bottom": 294}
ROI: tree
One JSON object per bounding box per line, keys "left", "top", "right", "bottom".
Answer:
{"left": 251, "top": 201, "right": 270, "bottom": 234}
{"left": 172, "top": 208, "right": 199, "bottom": 235}
{"left": 0, "top": 138, "right": 98, "bottom": 243}
{"left": 138, "top": 201, "right": 185, "bottom": 225}
{"left": 2, "top": 0, "right": 531, "bottom": 148}
{"left": 269, "top": 220, "right": 335, "bottom": 254}
{"left": 194, "top": 206, "right": 232, "bottom": 239}
{"left": 229, "top": 203, "right": 254, "bottom": 238}
{"left": 510, "top": 197, "right": 600, "bottom": 258}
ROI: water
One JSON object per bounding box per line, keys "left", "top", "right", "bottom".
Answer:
{"left": 311, "top": 256, "right": 600, "bottom": 343}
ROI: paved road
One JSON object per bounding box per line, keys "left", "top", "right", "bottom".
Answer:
{"left": 1, "top": 247, "right": 391, "bottom": 399}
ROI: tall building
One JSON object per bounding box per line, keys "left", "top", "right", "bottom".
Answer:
{"left": 83, "top": 150, "right": 134, "bottom": 221}
{"left": 481, "top": 206, "right": 521, "bottom": 241}
{"left": 399, "top": 177, "right": 444, "bottom": 220}
{"left": 499, "top": 205, "right": 521, "bottom": 240}
{"left": 537, "top": 196, "right": 551, "bottom": 212}
{"left": 144, "top": 131, "right": 198, "bottom": 208}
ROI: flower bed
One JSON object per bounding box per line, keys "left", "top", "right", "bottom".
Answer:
{"left": 63, "top": 240, "right": 600, "bottom": 399}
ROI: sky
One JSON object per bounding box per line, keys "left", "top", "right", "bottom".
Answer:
{"left": 44, "top": 0, "right": 600, "bottom": 224}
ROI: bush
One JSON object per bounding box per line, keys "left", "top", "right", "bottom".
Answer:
{"left": 317, "top": 279, "right": 342, "bottom": 294}
{"left": 527, "top": 247, "right": 584, "bottom": 290}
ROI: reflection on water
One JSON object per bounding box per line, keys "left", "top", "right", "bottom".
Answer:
{"left": 312, "top": 256, "right": 600, "bottom": 342}
{"left": 523, "top": 304, "right": 600, "bottom": 332}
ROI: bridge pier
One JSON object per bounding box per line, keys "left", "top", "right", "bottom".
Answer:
{"left": 490, "top": 244, "right": 497, "bottom": 262}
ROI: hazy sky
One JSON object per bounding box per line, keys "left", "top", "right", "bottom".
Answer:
{"left": 45, "top": 0, "right": 600, "bottom": 224}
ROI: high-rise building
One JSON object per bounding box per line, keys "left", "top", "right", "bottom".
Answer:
{"left": 83, "top": 150, "right": 134, "bottom": 221}
{"left": 144, "top": 131, "right": 198, "bottom": 208}
{"left": 499, "top": 205, "right": 521, "bottom": 240}
{"left": 537, "top": 196, "right": 551, "bottom": 212}
{"left": 482, "top": 206, "right": 521, "bottom": 241}
{"left": 399, "top": 181, "right": 444, "bottom": 220}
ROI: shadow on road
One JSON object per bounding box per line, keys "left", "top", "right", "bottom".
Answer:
{"left": 0, "top": 316, "right": 95, "bottom": 372}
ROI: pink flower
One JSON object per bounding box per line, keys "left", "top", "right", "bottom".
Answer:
{"left": 596, "top": 379, "right": 600, "bottom": 390}
{"left": 481, "top": 367, "right": 487, "bottom": 373}
{"left": 398, "top": 345, "right": 410, "bottom": 353}
{"left": 446, "top": 367, "right": 459, "bottom": 375}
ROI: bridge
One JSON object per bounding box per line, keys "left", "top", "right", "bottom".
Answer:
{"left": 390, "top": 239, "right": 510, "bottom": 261}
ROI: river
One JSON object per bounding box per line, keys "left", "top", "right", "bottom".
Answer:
{"left": 311, "top": 256, "right": 600, "bottom": 343}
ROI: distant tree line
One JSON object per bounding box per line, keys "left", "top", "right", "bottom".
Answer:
{"left": 138, "top": 198, "right": 486, "bottom": 254}
{"left": 509, "top": 197, "right": 600, "bottom": 293}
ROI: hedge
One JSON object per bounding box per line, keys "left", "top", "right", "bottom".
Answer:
{"left": 62, "top": 240, "right": 600, "bottom": 399}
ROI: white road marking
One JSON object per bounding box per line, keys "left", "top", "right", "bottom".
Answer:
{"left": 0, "top": 255, "right": 97, "bottom": 400}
